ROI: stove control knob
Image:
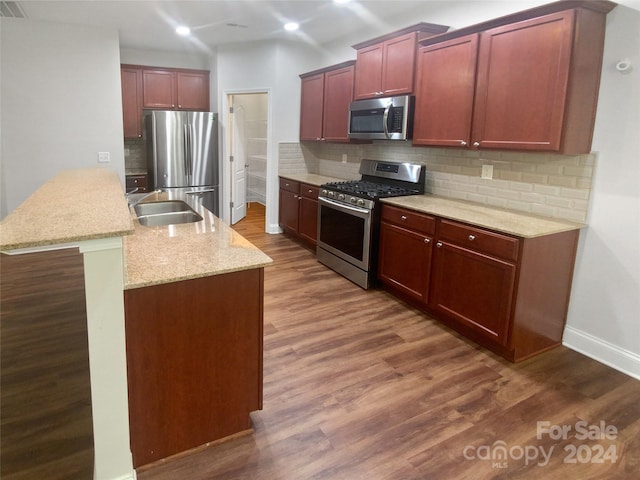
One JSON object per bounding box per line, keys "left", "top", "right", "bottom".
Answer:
{"left": 357, "top": 199, "right": 365, "bottom": 207}
{"left": 328, "top": 191, "right": 335, "bottom": 198}
{"left": 350, "top": 197, "right": 356, "bottom": 204}
{"left": 321, "top": 189, "right": 327, "bottom": 195}
{"left": 338, "top": 194, "right": 345, "bottom": 201}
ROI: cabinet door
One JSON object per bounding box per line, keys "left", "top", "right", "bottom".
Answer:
{"left": 413, "top": 35, "right": 479, "bottom": 148}
{"left": 354, "top": 43, "right": 384, "bottom": 100}
{"left": 298, "top": 196, "right": 318, "bottom": 245}
{"left": 379, "top": 222, "right": 433, "bottom": 305}
{"left": 430, "top": 241, "right": 516, "bottom": 345}
{"left": 121, "top": 67, "right": 143, "bottom": 139}
{"left": 279, "top": 189, "right": 299, "bottom": 233}
{"left": 381, "top": 32, "right": 417, "bottom": 97}
{"left": 322, "top": 65, "right": 354, "bottom": 143}
{"left": 471, "top": 11, "right": 574, "bottom": 151}
{"left": 300, "top": 73, "right": 325, "bottom": 141}
{"left": 142, "top": 70, "right": 176, "bottom": 109}
{"left": 176, "top": 71, "right": 209, "bottom": 111}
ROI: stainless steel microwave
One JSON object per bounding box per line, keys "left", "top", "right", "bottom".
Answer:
{"left": 347, "top": 95, "right": 414, "bottom": 140}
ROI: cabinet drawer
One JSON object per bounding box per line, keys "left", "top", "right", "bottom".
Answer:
{"left": 300, "top": 183, "right": 319, "bottom": 200}
{"left": 279, "top": 178, "right": 299, "bottom": 194}
{"left": 381, "top": 204, "right": 436, "bottom": 235}
{"left": 126, "top": 174, "right": 148, "bottom": 192}
{"left": 438, "top": 219, "right": 519, "bottom": 262}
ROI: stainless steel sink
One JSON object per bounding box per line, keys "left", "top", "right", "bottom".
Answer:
{"left": 134, "top": 200, "right": 203, "bottom": 226}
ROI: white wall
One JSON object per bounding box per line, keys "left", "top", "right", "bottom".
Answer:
{"left": 216, "top": 40, "right": 323, "bottom": 232}
{"left": 120, "top": 46, "right": 210, "bottom": 70}
{"left": 0, "top": 18, "right": 125, "bottom": 219}
{"left": 563, "top": 5, "right": 640, "bottom": 378}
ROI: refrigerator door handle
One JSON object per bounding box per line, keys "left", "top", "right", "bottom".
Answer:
{"left": 183, "top": 124, "right": 190, "bottom": 179}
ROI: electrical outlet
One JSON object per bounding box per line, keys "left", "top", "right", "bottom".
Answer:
{"left": 97, "top": 152, "right": 110, "bottom": 163}
{"left": 481, "top": 164, "right": 493, "bottom": 179}
{"left": 341, "top": 153, "right": 348, "bottom": 164}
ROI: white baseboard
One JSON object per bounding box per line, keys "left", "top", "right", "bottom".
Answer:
{"left": 266, "top": 223, "right": 282, "bottom": 234}
{"left": 563, "top": 326, "right": 640, "bottom": 381}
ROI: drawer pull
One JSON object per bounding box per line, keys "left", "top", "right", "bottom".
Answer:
{"left": 308, "top": 189, "right": 313, "bottom": 194}
{"left": 285, "top": 183, "right": 290, "bottom": 187}
{"left": 468, "top": 235, "right": 476, "bottom": 241}
{"left": 401, "top": 215, "right": 407, "bottom": 221}
{"left": 424, "top": 238, "right": 431, "bottom": 244}
{"left": 436, "top": 242, "right": 443, "bottom": 248}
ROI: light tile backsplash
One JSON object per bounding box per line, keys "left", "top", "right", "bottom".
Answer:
{"left": 279, "top": 141, "right": 595, "bottom": 223}
{"left": 124, "top": 139, "right": 145, "bottom": 172}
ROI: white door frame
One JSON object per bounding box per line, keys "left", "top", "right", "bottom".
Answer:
{"left": 220, "top": 88, "right": 272, "bottom": 231}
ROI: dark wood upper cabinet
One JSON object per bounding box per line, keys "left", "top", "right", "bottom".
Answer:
{"left": 353, "top": 23, "right": 449, "bottom": 100}
{"left": 142, "top": 68, "right": 209, "bottom": 111}
{"left": 121, "top": 66, "right": 143, "bottom": 139}
{"left": 299, "top": 73, "right": 325, "bottom": 141}
{"left": 322, "top": 65, "right": 355, "bottom": 142}
{"left": 471, "top": 11, "right": 575, "bottom": 152}
{"left": 176, "top": 71, "right": 210, "bottom": 111}
{"left": 299, "top": 61, "right": 355, "bottom": 143}
{"left": 413, "top": 34, "right": 479, "bottom": 148}
{"left": 142, "top": 69, "right": 176, "bottom": 109}
{"left": 414, "top": 2, "right": 615, "bottom": 154}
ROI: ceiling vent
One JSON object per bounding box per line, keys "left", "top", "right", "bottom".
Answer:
{"left": 0, "top": 1, "right": 26, "bottom": 18}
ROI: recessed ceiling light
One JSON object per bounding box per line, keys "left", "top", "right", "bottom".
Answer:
{"left": 284, "top": 22, "right": 299, "bottom": 32}
{"left": 176, "top": 25, "right": 191, "bottom": 36}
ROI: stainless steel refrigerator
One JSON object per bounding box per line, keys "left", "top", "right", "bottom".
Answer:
{"left": 144, "top": 110, "right": 219, "bottom": 216}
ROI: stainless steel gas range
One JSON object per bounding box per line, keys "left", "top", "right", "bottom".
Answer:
{"left": 317, "top": 159, "right": 426, "bottom": 289}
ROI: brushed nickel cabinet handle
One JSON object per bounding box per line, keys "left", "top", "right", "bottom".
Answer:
{"left": 473, "top": 141, "right": 480, "bottom": 147}
{"left": 468, "top": 235, "right": 476, "bottom": 241}
{"left": 424, "top": 238, "right": 431, "bottom": 244}
{"left": 401, "top": 215, "right": 407, "bottom": 221}
{"left": 460, "top": 140, "right": 467, "bottom": 146}
{"left": 436, "top": 242, "right": 443, "bottom": 248}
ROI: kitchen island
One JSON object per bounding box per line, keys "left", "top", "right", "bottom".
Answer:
{"left": 0, "top": 168, "right": 272, "bottom": 478}
{"left": 122, "top": 191, "right": 272, "bottom": 468}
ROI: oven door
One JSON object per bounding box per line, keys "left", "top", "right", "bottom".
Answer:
{"left": 317, "top": 196, "right": 372, "bottom": 271}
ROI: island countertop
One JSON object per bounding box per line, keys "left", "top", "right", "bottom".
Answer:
{"left": 123, "top": 191, "right": 273, "bottom": 290}
{"left": 381, "top": 195, "right": 584, "bottom": 238}
{"left": 0, "top": 168, "right": 134, "bottom": 251}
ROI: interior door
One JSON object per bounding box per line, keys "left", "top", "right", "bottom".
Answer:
{"left": 229, "top": 96, "right": 247, "bottom": 224}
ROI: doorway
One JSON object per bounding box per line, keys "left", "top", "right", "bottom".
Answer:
{"left": 227, "top": 92, "right": 268, "bottom": 226}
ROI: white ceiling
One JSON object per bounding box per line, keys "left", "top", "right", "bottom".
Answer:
{"left": 12, "top": 0, "right": 446, "bottom": 53}
{"left": 10, "top": 0, "right": 640, "bottom": 54}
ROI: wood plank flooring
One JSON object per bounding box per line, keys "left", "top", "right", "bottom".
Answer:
{"left": 2, "top": 203, "right": 639, "bottom": 479}
{"left": 1, "top": 248, "right": 94, "bottom": 480}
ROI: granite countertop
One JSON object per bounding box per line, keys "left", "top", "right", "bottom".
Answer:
{"left": 0, "top": 168, "right": 134, "bottom": 251}
{"left": 124, "top": 191, "right": 273, "bottom": 290}
{"left": 381, "top": 195, "right": 584, "bottom": 238}
{"left": 279, "top": 173, "right": 343, "bottom": 187}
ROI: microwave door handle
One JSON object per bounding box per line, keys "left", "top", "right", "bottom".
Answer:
{"left": 382, "top": 103, "right": 391, "bottom": 139}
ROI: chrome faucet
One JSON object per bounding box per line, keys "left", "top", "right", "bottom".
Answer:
{"left": 127, "top": 189, "right": 162, "bottom": 208}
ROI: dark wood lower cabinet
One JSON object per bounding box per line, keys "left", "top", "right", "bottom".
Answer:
{"left": 124, "top": 268, "right": 264, "bottom": 468}
{"left": 430, "top": 241, "right": 516, "bottom": 345}
{"left": 378, "top": 204, "right": 579, "bottom": 362}
{"left": 378, "top": 222, "right": 433, "bottom": 305}
{"left": 278, "top": 177, "right": 319, "bottom": 247}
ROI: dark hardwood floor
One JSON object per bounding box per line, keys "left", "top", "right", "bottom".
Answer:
{"left": 2, "top": 202, "right": 639, "bottom": 479}
{"left": 1, "top": 248, "right": 94, "bottom": 480}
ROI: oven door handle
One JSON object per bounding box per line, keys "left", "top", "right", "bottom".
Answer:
{"left": 319, "top": 197, "right": 371, "bottom": 216}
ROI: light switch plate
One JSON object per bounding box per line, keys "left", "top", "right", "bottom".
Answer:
{"left": 97, "top": 152, "right": 110, "bottom": 163}
{"left": 341, "top": 153, "right": 347, "bottom": 164}
{"left": 481, "top": 164, "right": 493, "bottom": 179}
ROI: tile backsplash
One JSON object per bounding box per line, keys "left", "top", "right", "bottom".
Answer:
{"left": 279, "top": 141, "right": 595, "bottom": 223}
{"left": 124, "top": 139, "right": 145, "bottom": 172}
